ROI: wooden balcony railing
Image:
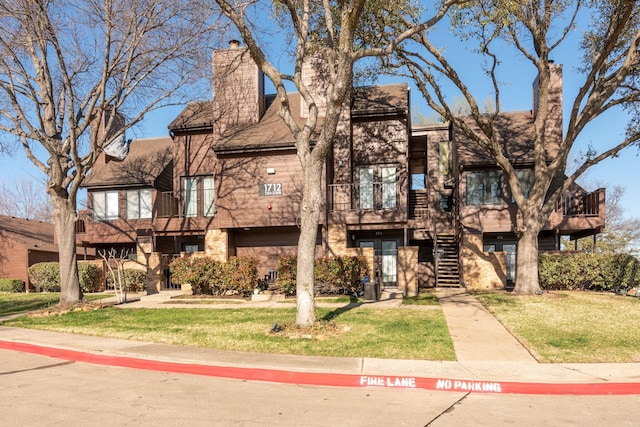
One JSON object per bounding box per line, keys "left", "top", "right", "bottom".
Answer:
{"left": 557, "top": 189, "right": 603, "bottom": 218}
{"left": 156, "top": 191, "right": 179, "bottom": 218}
{"left": 328, "top": 183, "right": 399, "bottom": 212}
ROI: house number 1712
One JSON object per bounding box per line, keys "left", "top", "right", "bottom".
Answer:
{"left": 259, "top": 183, "right": 282, "bottom": 196}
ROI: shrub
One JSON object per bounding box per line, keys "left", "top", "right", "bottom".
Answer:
{"left": 78, "top": 263, "right": 102, "bottom": 293}
{"left": 106, "top": 269, "right": 147, "bottom": 292}
{"left": 0, "top": 279, "right": 25, "bottom": 293}
{"left": 539, "top": 253, "right": 640, "bottom": 292}
{"left": 169, "top": 256, "right": 258, "bottom": 296}
{"left": 28, "top": 262, "right": 60, "bottom": 292}
{"left": 273, "top": 255, "right": 369, "bottom": 296}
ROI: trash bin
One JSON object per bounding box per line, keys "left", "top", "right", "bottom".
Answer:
{"left": 364, "top": 281, "right": 379, "bottom": 301}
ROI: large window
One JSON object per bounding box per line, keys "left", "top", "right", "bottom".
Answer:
{"left": 515, "top": 169, "right": 535, "bottom": 200}
{"left": 183, "top": 176, "right": 215, "bottom": 217}
{"left": 126, "top": 189, "right": 152, "bottom": 219}
{"left": 92, "top": 191, "right": 119, "bottom": 221}
{"left": 466, "top": 170, "right": 502, "bottom": 205}
{"left": 358, "top": 166, "right": 397, "bottom": 210}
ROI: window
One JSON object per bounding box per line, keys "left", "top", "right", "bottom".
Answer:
{"left": 466, "top": 170, "right": 502, "bottom": 205}
{"left": 359, "top": 168, "right": 374, "bottom": 210}
{"left": 126, "top": 189, "right": 152, "bottom": 219}
{"left": 203, "top": 177, "right": 215, "bottom": 217}
{"left": 439, "top": 140, "right": 450, "bottom": 176}
{"left": 92, "top": 191, "right": 119, "bottom": 220}
{"left": 381, "top": 167, "right": 397, "bottom": 209}
{"left": 514, "top": 169, "right": 535, "bottom": 200}
{"left": 182, "top": 176, "right": 215, "bottom": 217}
{"left": 358, "top": 165, "right": 397, "bottom": 210}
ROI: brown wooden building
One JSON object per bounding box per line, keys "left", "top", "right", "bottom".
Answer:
{"left": 77, "top": 43, "right": 605, "bottom": 294}
{"left": 0, "top": 215, "right": 59, "bottom": 290}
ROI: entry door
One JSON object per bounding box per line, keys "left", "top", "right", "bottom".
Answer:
{"left": 504, "top": 244, "right": 517, "bottom": 285}
{"left": 358, "top": 239, "right": 399, "bottom": 288}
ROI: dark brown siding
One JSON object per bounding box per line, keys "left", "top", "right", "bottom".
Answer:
{"left": 215, "top": 151, "right": 303, "bottom": 228}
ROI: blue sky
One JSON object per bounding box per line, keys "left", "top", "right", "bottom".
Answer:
{"left": 1, "top": 6, "right": 639, "bottom": 221}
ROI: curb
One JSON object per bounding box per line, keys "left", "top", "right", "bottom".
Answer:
{"left": 2, "top": 339, "right": 639, "bottom": 396}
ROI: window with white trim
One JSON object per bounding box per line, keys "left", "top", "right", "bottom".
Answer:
{"left": 126, "top": 188, "right": 152, "bottom": 219}
{"left": 466, "top": 170, "right": 503, "bottom": 206}
{"left": 92, "top": 191, "right": 119, "bottom": 221}
{"left": 182, "top": 176, "right": 215, "bottom": 217}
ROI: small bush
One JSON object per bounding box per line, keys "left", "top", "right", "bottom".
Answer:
{"left": 539, "top": 253, "right": 640, "bottom": 292}
{"left": 78, "top": 263, "right": 102, "bottom": 293}
{"left": 273, "top": 255, "right": 369, "bottom": 296}
{"left": 169, "top": 256, "right": 258, "bottom": 297}
{"left": 106, "top": 269, "right": 147, "bottom": 292}
{"left": 28, "top": 262, "right": 60, "bottom": 292}
{"left": 0, "top": 279, "right": 25, "bottom": 293}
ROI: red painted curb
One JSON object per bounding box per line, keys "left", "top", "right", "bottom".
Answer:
{"left": 1, "top": 339, "right": 639, "bottom": 395}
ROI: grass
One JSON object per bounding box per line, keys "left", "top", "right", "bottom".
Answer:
{"left": 3, "top": 306, "right": 456, "bottom": 360}
{"left": 0, "top": 293, "right": 111, "bottom": 318}
{"left": 402, "top": 289, "right": 439, "bottom": 306}
{"left": 475, "top": 291, "right": 640, "bottom": 363}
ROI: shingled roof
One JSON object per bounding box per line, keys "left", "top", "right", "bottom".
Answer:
{"left": 210, "top": 83, "right": 408, "bottom": 153}
{"left": 455, "top": 111, "right": 561, "bottom": 167}
{"left": 83, "top": 137, "right": 173, "bottom": 188}
{"left": 0, "top": 215, "right": 58, "bottom": 253}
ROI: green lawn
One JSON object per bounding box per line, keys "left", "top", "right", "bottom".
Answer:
{"left": 0, "top": 293, "right": 110, "bottom": 318}
{"left": 475, "top": 291, "right": 640, "bottom": 363}
{"left": 4, "top": 306, "right": 455, "bottom": 360}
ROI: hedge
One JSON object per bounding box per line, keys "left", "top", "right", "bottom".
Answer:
{"left": 28, "top": 262, "right": 102, "bottom": 293}
{"left": 0, "top": 279, "right": 25, "bottom": 293}
{"left": 106, "top": 269, "right": 147, "bottom": 292}
{"left": 539, "top": 253, "right": 640, "bottom": 292}
{"left": 169, "top": 256, "right": 258, "bottom": 297}
{"left": 274, "top": 255, "right": 369, "bottom": 296}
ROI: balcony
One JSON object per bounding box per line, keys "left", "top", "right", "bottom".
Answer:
{"left": 156, "top": 191, "right": 179, "bottom": 218}
{"left": 557, "top": 189, "right": 602, "bottom": 218}
{"left": 328, "top": 182, "right": 399, "bottom": 212}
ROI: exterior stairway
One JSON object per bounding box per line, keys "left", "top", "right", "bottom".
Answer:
{"left": 436, "top": 234, "right": 461, "bottom": 287}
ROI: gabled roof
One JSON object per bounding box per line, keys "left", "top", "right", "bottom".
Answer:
{"left": 216, "top": 84, "right": 409, "bottom": 153}
{"left": 351, "top": 83, "right": 408, "bottom": 116}
{"left": 0, "top": 215, "right": 58, "bottom": 253}
{"left": 455, "top": 111, "right": 561, "bottom": 167}
{"left": 83, "top": 137, "right": 173, "bottom": 188}
{"left": 168, "top": 101, "right": 214, "bottom": 131}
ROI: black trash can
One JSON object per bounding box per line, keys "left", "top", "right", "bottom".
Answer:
{"left": 364, "top": 281, "right": 379, "bottom": 301}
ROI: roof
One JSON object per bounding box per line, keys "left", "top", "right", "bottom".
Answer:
{"left": 168, "top": 101, "right": 214, "bottom": 131}
{"left": 351, "top": 84, "right": 408, "bottom": 116}
{"left": 0, "top": 215, "right": 58, "bottom": 253}
{"left": 169, "top": 84, "right": 409, "bottom": 153}
{"left": 83, "top": 137, "right": 173, "bottom": 188}
{"left": 455, "top": 111, "right": 561, "bottom": 166}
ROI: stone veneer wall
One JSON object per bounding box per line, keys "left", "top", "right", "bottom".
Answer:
{"left": 205, "top": 229, "right": 229, "bottom": 262}
{"left": 397, "top": 247, "right": 418, "bottom": 297}
{"left": 461, "top": 233, "right": 507, "bottom": 290}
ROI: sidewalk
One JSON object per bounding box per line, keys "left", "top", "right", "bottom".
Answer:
{"left": 1, "top": 289, "right": 639, "bottom": 394}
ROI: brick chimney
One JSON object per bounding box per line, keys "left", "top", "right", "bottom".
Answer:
{"left": 300, "top": 54, "right": 329, "bottom": 118}
{"left": 212, "top": 40, "right": 265, "bottom": 135}
{"left": 532, "top": 62, "right": 563, "bottom": 144}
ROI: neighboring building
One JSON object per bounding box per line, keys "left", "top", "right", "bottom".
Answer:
{"left": 77, "top": 42, "right": 605, "bottom": 294}
{"left": 0, "top": 215, "right": 59, "bottom": 290}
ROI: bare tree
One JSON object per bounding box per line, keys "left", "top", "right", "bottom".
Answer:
{"left": 0, "top": 178, "right": 52, "bottom": 222}
{"left": 213, "top": 0, "right": 461, "bottom": 326}
{"left": 398, "top": 0, "right": 640, "bottom": 294}
{"left": 0, "top": 0, "right": 222, "bottom": 305}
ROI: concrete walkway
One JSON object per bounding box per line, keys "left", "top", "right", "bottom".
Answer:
{"left": 436, "top": 287, "right": 537, "bottom": 363}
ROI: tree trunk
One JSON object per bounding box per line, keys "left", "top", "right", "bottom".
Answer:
{"left": 512, "top": 224, "right": 542, "bottom": 295}
{"left": 51, "top": 194, "right": 83, "bottom": 305}
{"left": 296, "top": 157, "right": 324, "bottom": 326}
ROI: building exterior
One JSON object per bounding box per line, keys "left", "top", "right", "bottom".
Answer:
{"left": 0, "top": 215, "right": 59, "bottom": 290}
{"left": 77, "top": 43, "right": 605, "bottom": 295}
